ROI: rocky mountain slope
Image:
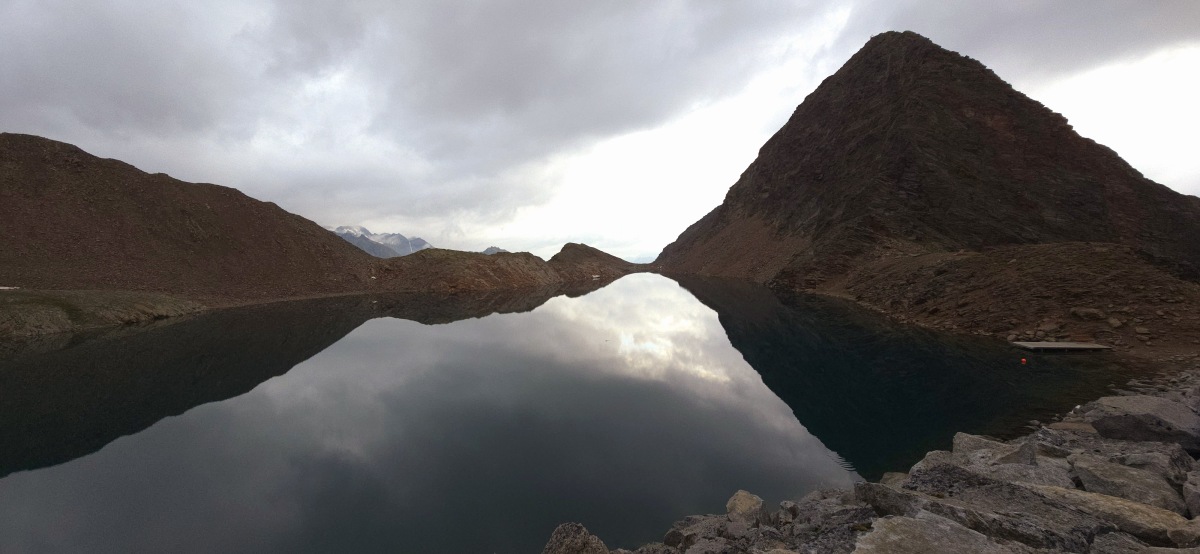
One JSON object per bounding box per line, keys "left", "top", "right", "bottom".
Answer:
{"left": 0, "top": 133, "right": 642, "bottom": 313}
{"left": 0, "top": 133, "right": 376, "bottom": 303}
{"left": 656, "top": 31, "right": 1200, "bottom": 348}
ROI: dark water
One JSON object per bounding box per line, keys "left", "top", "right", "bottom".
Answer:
{"left": 0, "top": 274, "right": 1138, "bottom": 553}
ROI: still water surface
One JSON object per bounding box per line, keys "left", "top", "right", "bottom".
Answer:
{"left": 0, "top": 274, "right": 1136, "bottom": 552}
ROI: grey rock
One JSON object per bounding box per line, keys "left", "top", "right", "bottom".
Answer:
{"left": 723, "top": 519, "right": 750, "bottom": 539}
{"left": 1070, "top": 453, "right": 1187, "bottom": 515}
{"left": 916, "top": 435, "right": 1074, "bottom": 488}
{"left": 726, "top": 490, "right": 765, "bottom": 525}
{"left": 542, "top": 523, "right": 609, "bottom": 554}
{"left": 1029, "top": 427, "right": 1194, "bottom": 487}
{"left": 632, "top": 543, "right": 675, "bottom": 554}
{"left": 856, "top": 467, "right": 1108, "bottom": 552}
{"left": 790, "top": 488, "right": 864, "bottom": 525}
{"left": 1026, "top": 484, "right": 1200, "bottom": 547}
{"left": 665, "top": 515, "right": 725, "bottom": 550}
{"left": 976, "top": 462, "right": 1076, "bottom": 489}
{"left": 854, "top": 510, "right": 1033, "bottom": 553}
{"left": 1072, "top": 307, "right": 1107, "bottom": 320}
{"left": 662, "top": 528, "right": 685, "bottom": 547}
{"left": 1117, "top": 450, "right": 1195, "bottom": 488}
{"left": 952, "top": 432, "right": 1007, "bottom": 456}
{"left": 879, "top": 472, "right": 908, "bottom": 487}
{"left": 683, "top": 537, "right": 726, "bottom": 554}
{"left": 1184, "top": 470, "right": 1200, "bottom": 518}
{"left": 1083, "top": 395, "right": 1200, "bottom": 455}
{"left": 909, "top": 449, "right": 957, "bottom": 473}
{"left": 1088, "top": 532, "right": 1148, "bottom": 554}
{"left": 779, "top": 500, "right": 800, "bottom": 518}
{"left": 996, "top": 440, "right": 1038, "bottom": 465}
{"left": 1148, "top": 546, "right": 1200, "bottom": 553}
{"left": 1046, "top": 420, "right": 1099, "bottom": 434}
{"left": 1108, "top": 317, "right": 1125, "bottom": 329}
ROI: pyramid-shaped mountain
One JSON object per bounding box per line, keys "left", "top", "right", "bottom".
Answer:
{"left": 658, "top": 31, "right": 1200, "bottom": 287}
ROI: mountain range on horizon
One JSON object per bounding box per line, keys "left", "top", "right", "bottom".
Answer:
{"left": 326, "top": 225, "right": 514, "bottom": 258}
{"left": 326, "top": 225, "right": 433, "bottom": 258}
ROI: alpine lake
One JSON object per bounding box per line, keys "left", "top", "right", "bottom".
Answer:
{"left": 0, "top": 274, "right": 1140, "bottom": 553}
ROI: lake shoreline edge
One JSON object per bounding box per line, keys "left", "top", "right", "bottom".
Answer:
{"left": 546, "top": 362, "right": 1200, "bottom": 554}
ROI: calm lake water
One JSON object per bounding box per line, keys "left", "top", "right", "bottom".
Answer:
{"left": 0, "top": 274, "right": 1138, "bottom": 553}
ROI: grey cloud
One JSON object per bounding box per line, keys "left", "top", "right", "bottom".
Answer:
{"left": 263, "top": 0, "right": 832, "bottom": 174}
{"left": 2, "top": 1, "right": 1198, "bottom": 237}
{"left": 0, "top": 1, "right": 258, "bottom": 139}
{"left": 835, "top": 0, "right": 1200, "bottom": 83}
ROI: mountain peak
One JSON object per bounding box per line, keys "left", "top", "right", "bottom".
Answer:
{"left": 331, "top": 225, "right": 372, "bottom": 237}
{"left": 658, "top": 31, "right": 1200, "bottom": 284}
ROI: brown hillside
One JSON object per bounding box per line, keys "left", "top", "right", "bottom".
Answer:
{"left": 657, "top": 31, "right": 1200, "bottom": 286}
{"left": 0, "top": 133, "right": 644, "bottom": 313}
{"left": 547, "top": 242, "right": 639, "bottom": 282}
{"left": 0, "top": 132, "right": 374, "bottom": 302}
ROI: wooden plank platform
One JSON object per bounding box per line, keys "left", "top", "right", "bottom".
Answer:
{"left": 1012, "top": 341, "right": 1112, "bottom": 352}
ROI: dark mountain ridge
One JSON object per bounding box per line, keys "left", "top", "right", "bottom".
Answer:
{"left": 656, "top": 31, "right": 1200, "bottom": 349}
{"left": 658, "top": 31, "right": 1200, "bottom": 286}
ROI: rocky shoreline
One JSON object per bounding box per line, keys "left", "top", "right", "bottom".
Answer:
{"left": 544, "top": 361, "right": 1200, "bottom": 553}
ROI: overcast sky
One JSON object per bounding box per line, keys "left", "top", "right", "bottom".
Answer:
{"left": 3, "top": 1, "right": 1198, "bottom": 261}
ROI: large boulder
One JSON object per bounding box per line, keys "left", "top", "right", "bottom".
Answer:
{"left": 726, "top": 489, "right": 766, "bottom": 525}
{"left": 542, "top": 523, "right": 609, "bottom": 554}
{"left": 783, "top": 488, "right": 876, "bottom": 554}
{"left": 1069, "top": 453, "right": 1187, "bottom": 515}
{"left": 906, "top": 434, "right": 1074, "bottom": 488}
{"left": 1183, "top": 470, "right": 1200, "bottom": 519}
{"left": 1027, "top": 427, "right": 1195, "bottom": 487}
{"left": 856, "top": 463, "right": 1110, "bottom": 552}
{"left": 662, "top": 515, "right": 727, "bottom": 551}
{"left": 1082, "top": 396, "right": 1200, "bottom": 455}
{"left": 854, "top": 510, "right": 1034, "bottom": 553}
{"left": 1025, "top": 485, "right": 1200, "bottom": 547}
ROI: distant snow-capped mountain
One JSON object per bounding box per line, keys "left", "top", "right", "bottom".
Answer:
{"left": 326, "top": 226, "right": 433, "bottom": 258}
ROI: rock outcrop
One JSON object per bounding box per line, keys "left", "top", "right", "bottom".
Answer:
{"left": 656, "top": 31, "right": 1200, "bottom": 348}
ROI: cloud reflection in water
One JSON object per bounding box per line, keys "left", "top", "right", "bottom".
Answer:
{"left": 0, "top": 274, "right": 854, "bottom": 553}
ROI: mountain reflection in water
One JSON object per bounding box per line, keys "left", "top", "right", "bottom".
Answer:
{"left": 0, "top": 274, "right": 1137, "bottom": 553}
{"left": 674, "top": 276, "right": 1137, "bottom": 480}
